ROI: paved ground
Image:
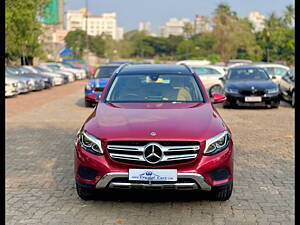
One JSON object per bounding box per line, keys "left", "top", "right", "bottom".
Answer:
{"left": 6, "top": 80, "right": 294, "bottom": 225}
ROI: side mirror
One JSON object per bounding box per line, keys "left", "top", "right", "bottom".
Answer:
{"left": 219, "top": 77, "right": 225, "bottom": 81}
{"left": 271, "top": 75, "right": 276, "bottom": 79}
{"left": 212, "top": 93, "right": 226, "bottom": 104}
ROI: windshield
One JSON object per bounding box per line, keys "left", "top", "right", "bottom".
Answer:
{"left": 18, "top": 67, "right": 32, "bottom": 73}
{"left": 95, "top": 66, "right": 120, "bottom": 78}
{"left": 106, "top": 74, "right": 204, "bottom": 103}
{"left": 47, "top": 65, "right": 60, "bottom": 70}
{"left": 66, "top": 63, "right": 81, "bottom": 69}
{"left": 227, "top": 68, "right": 270, "bottom": 81}
{"left": 192, "top": 67, "right": 221, "bottom": 75}
{"left": 34, "top": 66, "right": 46, "bottom": 72}
{"left": 61, "top": 63, "right": 74, "bottom": 68}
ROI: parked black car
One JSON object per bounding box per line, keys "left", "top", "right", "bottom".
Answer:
{"left": 279, "top": 68, "right": 295, "bottom": 107}
{"left": 220, "top": 66, "right": 280, "bottom": 108}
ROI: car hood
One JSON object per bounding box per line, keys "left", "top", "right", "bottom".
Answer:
{"left": 84, "top": 103, "right": 227, "bottom": 142}
{"left": 225, "top": 80, "right": 277, "bottom": 89}
{"left": 6, "top": 74, "right": 36, "bottom": 81}
{"left": 88, "top": 78, "right": 109, "bottom": 88}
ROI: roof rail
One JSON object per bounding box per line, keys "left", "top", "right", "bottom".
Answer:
{"left": 114, "top": 63, "right": 129, "bottom": 74}
{"left": 181, "top": 63, "right": 194, "bottom": 73}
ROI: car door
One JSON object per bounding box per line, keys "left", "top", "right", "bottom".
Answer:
{"left": 279, "top": 73, "right": 293, "bottom": 100}
{"left": 273, "top": 67, "right": 289, "bottom": 85}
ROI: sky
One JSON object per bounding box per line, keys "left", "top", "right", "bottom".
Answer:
{"left": 64, "top": 0, "right": 294, "bottom": 33}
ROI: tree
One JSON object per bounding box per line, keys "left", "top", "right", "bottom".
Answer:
{"left": 88, "top": 35, "right": 105, "bottom": 57}
{"left": 176, "top": 40, "right": 196, "bottom": 59}
{"left": 5, "top": 0, "right": 50, "bottom": 64}
{"left": 64, "top": 30, "right": 87, "bottom": 58}
{"left": 212, "top": 3, "right": 257, "bottom": 61}
{"left": 183, "top": 22, "right": 194, "bottom": 39}
{"left": 283, "top": 4, "right": 294, "bottom": 27}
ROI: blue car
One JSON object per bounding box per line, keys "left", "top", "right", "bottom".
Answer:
{"left": 84, "top": 64, "right": 121, "bottom": 107}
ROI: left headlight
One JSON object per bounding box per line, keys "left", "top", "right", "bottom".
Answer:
{"left": 78, "top": 131, "right": 103, "bottom": 155}
{"left": 85, "top": 83, "right": 93, "bottom": 90}
{"left": 203, "top": 131, "right": 230, "bottom": 156}
{"left": 224, "top": 88, "right": 239, "bottom": 94}
{"left": 267, "top": 87, "right": 279, "bottom": 94}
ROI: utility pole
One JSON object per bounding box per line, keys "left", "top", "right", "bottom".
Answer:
{"left": 85, "top": 0, "right": 89, "bottom": 64}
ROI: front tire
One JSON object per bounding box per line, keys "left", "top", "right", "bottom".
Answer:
{"left": 223, "top": 101, "right": 232, "bottom": 108}
{"left": 85, "top": 100, "right": 93, "bottom": 107}
{"left": 210, "top": 182, "right": 233, "bottom": 201}
{"left": 76, "top": 184, "right": 96, "bottom": 200}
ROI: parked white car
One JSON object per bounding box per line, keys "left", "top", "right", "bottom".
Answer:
{"left": 23, "top": 66, "right": 66, "bottom": 85}
{"left": 253, "top": 63, "right": 290, "bottom": 85}
{"left": 5, "top": 77, "right": 19, "bottom": 97}
{"left": 176, "top": 60, "right": 210, "bottom": 67}
{"left": 178, "top": 62, "right": 226, "bottom": 96}
{"left": 42, "top": 62, "right": 86, "bottom": 80}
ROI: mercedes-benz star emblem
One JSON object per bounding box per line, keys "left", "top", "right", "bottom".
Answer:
{"left": 143, "top": 144, "right": 163, "bottom": 164}
{"left": 150, "top": 132, "right": 157, "bottom": 136}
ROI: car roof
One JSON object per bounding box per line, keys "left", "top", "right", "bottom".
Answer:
{"left": 118, "top": 64, "right": 193, "bottom": 75}
{"left": 251, "top": 63, "right": 289, "bottom": 69}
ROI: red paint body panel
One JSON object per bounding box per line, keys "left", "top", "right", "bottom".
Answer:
{"left": 74, "top": 70, "right": 234, "bottom": 189}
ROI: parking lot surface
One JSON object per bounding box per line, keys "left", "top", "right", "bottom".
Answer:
{"left": 6, "top": 80, "right": 294, "bottom": 225}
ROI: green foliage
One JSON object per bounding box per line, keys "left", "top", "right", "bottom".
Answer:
{"left": 5, "top": 0, "right": 50, "bottom": 62}
{"left": 64, "top": 30, "right": 87, "bottom": 58}
{"left": 207, "top": 54, "right": 221, "bottom": 64}
{"left": 176, "top": 40, "right": 196, "bottom": 59}
{"left": 6, "top": 1, "right": 294, "bottom": 66}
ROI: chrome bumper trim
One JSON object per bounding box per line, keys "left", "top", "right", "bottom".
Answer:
{"left": 96, "top": 172, "right": 211, "bottom": 191}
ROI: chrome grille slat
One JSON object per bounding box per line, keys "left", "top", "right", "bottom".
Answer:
{"left": 166, "top": 145, "right": 200, "bottom": 151}
{"left": 164, "top": 154, "right": 198, "bottom": 161}
{"left": 110, "top": 153, "right": 144, "bottom": 161}
{"left": 107, "top": 141, "right": 200, "bottom": 165}
{"left": 107, "top": 145, "right": 144, "bottom": 152}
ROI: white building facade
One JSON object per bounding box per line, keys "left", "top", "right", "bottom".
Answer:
{"left": 194, "top": 15, "right": 212, "bottom": 34}
{"left": 248, "top": 11, "right": 265, "bottom": 32}
{"left": 66, "top": 8, "right": 123, "bottom": 40}
{"left": 158, "top": 18, "right": 192, "bottom": 37}
{"left": 139, "top": 22, "right": 152, "bottom": 34}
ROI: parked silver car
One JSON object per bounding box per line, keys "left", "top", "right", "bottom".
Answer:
{"left": 5, "top": 77, "right": 19, "bottom": 97}
{"left": 23, "top": 66, "right": 65, "bottom": 86}
{"left": 38, "top": 65, "right": 75, "bottom": 82}
{"left": 253, "top": 63, "right": 290, "bottom": 85}
{"left": 5, "top": 70, "right": 32, "bottom": 93}
{"left": 42, "top": 62, "right": 86, "bottom": 80}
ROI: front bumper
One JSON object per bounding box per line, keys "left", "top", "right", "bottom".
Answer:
{"left": 85, "top": 91, "right": 102, "bottom": 103}
{"left": 94, "top": 172, "right": 211, "bottom": 191}
{"left": 74, "top": 140, "right": 234, "bottom": 191}
{"left": 5, "top": 88, "right": 18, "bottom": 97}
{"left": 225, "top": 93, "right": 280, "bottom": 106}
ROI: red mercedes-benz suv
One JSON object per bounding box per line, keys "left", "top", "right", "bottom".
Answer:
{"left": 74, "top": 64, "right": 234, "bottom": 201}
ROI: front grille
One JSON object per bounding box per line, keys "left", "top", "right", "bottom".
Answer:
{"left": 107, "top": 141, "right": 200, "bottom": 166}
{"left": 94, "top": 87, "right": 104, "bottom": 92}
{"left": 239, "top": 90, "right": 266, "bottom": 96}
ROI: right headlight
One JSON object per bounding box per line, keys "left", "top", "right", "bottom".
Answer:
{"left": 267, "top": 87, "right": 279, "bottom": 94}
{"left": 78, "top": 131, "right": 103, "bottom": 155}
{"left": 203, "top": 131, "right": 230, "bottom": 155}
